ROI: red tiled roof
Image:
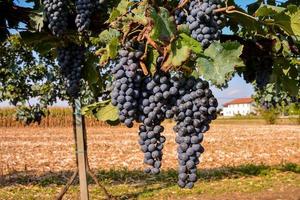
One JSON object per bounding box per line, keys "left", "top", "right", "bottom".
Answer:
{"left": 223, "top": 98, "right": 254, "bottom": 107}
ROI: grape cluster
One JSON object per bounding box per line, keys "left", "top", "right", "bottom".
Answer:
{"left": 75, "top": 0, "right": 94, "bottom": 32}
{"left": 43, "top": 0, "right": 68, "bottom": 37}
{"left": 254, "top": 83, "right": 300, "bottom": 110}
{"left": 240, "top": 40, "right": 274, "bottom": 89}
{"left": 137, "top": 70, "right": 175, "bottom": 174}
{"left": 111, "top": 43, "right": 144, "bottom": 128}
{"left": 57, "top": 44, "right": 85, "bottom": 98}
{"left": 175, "top": 0, "right": 223, "bottom": 47}
{"left": 110, "top": 42, "right": 218, "bottom": 188}
{"left": 242, "top": 57, "right": 273, "bottom": 89}
{"left": 138, "top": 123, "right": 165, "bottom": 174}
{"left": 172, "top": 76, "right": 218, "bottom": 188}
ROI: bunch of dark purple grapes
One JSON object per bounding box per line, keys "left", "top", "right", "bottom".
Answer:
{"left": 110, "top": 43, "right": 218, "bottom": 188}
{"left": 171, "top": 75, "right": 218, "bottom": 188}
{"left": 240, "top": 39, "right": 274, "bottom": 89}
{"left": 110, "top": 42, "right": 144, "bottom": 128}
{"left": 43, "top": 0, "right": 68, "bottom": 37}
{"left": 137, "top": 69, "right": 176, "bottom": 175}
{"left": 175, "top": 0, "right": 224, "bottom": 47}
{"left": 57, "top": 44, "right": 85, "bottom": 98}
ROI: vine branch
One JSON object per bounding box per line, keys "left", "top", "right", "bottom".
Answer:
{"left": 214, "top": 6, "right": 236, "bottom": 13}
{"left": 176, "top": 0, "right": 189, "bottom": 10}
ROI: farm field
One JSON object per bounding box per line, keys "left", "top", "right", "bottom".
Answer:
{"left": 0, "top": 123, "right": 299, "bottom": 199}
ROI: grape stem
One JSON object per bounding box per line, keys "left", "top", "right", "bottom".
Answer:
{"left": 161, "top": 45, "right": 172, "bottom": 72}
{"left": 214, "top": 6, "right": 236, "bottom": 13}
{"left": 144, "top": 34, "right": 163, "bottom": 53}
{"left": 223, "top": 0, "right": 257, "bottom": 21}
{"left": 226, "top": 9, "right": 257, "bottom": 21}
{"left": 174, "top": 0, "right": 190, "bottom": 12}
{"left": 140, "top": 61, "right": 149, "bottom": 75}
{"left": 138, "top": 20, "right": 163, "bottom": 54}
{"left": 140, "top": 44, "right": 149, "bottom": 75}
{"left": 122, "top": 22, "right": 133, "bottom": 45}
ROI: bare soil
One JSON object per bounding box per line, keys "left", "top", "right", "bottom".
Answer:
{"left": 0, "top": 124, "right": 299, "bottom": 174}
{"left": 0, "top": 123, "right": 299, "bottom": 200}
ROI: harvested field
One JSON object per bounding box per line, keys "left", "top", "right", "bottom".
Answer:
{"left": 0, "top": 124, "right": 299, "bottom": 174}
{"left": 0, "top": 123, "right": 299, "bottom": 199}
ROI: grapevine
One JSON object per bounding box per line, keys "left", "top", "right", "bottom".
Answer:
{"left": 1, "top": 0, "right": 299, "bottom": 196}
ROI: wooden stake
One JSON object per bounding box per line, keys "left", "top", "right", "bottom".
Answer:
{"left": 55, "top": 101, "right": 112, "bottom": 200}
{"left": 74, "top": 99, "right": 89, "bottom": 200}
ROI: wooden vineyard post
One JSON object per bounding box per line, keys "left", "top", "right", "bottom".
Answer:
{"left": 74, "top": 98, "right": 89, "bottom": 200}
{"left": 56, "top": 99, "right": 111, "bottom": 200}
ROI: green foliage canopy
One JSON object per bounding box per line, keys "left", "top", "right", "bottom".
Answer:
{"left": 0, "top": 0, "right": 299, "bottom": 122}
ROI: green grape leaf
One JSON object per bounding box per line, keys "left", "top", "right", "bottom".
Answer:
{"left": 146, "top": 47, "right": 159, "bottom": 76}
{"left": 282, "top": 77, "right": 299, "bottom": 96}
{"left": 227, "top": 12, "right": 263, "bottom": 33}
{"left": 179, "top": 33, "right": 202, "bottom": 54}
{"left": 129, "top": 2, "right": 148, "bottom": 25}
{"left": 99, "top": 51, "right": 109, "bottom": 65}
{"left": 150, "top": 7, "right": 176, "bottom": 44}
{"left": 163, "top": 39, "right": 190, "bottom": 69}
{"left": 289, "top": 9, "right": 300, "bottom": 36}
{"left": 109, "top": 9, "right": 121, "bottom": 23}
{"left": 255, "top": 4, "right": 286, "bottom": 16}
{"left": 81, "top": 101, "right": 109, "bottom": 115}
{"left": 270, "top": 7, "right": 300, "bottom": 36}
{"left": 195, "top": 41, "right": 244, "bottom": 86}
{"left": 108, "top": 37, "right": 119, "bottom": 58}
{"left": 108, "top": 0, "right": 133, "bottom": 23}
{"left": 177, "top": 24, "right": 190, "bottom": 35}
{"left": 93, "top": 29, "right": 120, "bottom": 45}
{"left": 98, "top": 37, "right": 120, "bottom": 65}
{"left": 20, "top": 32, "right": 51, "bottom": 44}
{"left": 162, "top": 33, "right": 202, "bottom": 70}
{"left": 273, "top": 12, "right": 294, "bottom": 35}
{"left": 282, "top": 40, "right": 292, "bottom": 56}
{"left": 287, "top": 4, "right": 298, "bottom": 13}
{"left": 271, "top": 36, "right": 282, "bottom": 53}
{"left": 95, "top": 103, "right": 119, "bottom": 122}
{"left": 83, "top": 55, "right": 100, "bottom": 85}
{"left": 19, "top": 32, "right": 57, "bottom": 55}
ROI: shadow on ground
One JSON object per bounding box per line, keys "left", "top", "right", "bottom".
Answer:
{"left": 0, "top": 163, "right": 299, "bottom": 187}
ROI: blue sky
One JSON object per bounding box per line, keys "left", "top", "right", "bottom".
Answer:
{"left": 2, "top": 0, "right": 265, "bottom": 107}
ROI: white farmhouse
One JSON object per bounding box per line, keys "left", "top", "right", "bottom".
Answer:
{"left": 222, "top": 98, "right": 256, "bottom": 116}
